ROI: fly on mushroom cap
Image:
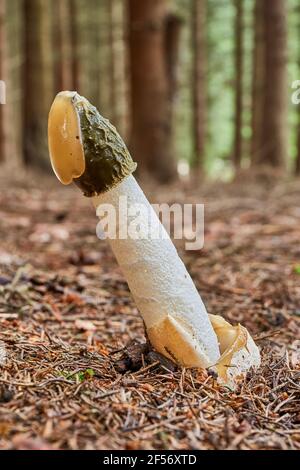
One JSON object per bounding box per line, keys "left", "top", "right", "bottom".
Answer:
{"left": 48, "top": 91, "right": 137, "bottom": 197}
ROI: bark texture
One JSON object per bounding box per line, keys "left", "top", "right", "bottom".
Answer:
{"left": 23, "top": 0, "right": 53, "bottom": 169}
{"left": 251, "top": 0, "right": 265, "bottom": 165}
{"left": 53, "top": 0, "right": 72, "bottom": 92}
{"left": 128, "top": 0, "right": 177, "bottom": 182}
{"left": 233, "top": 0, "right": 244, "bottom": 169}
{"left": 260, "top": 0, "right": 287, "bottom": 167}
{"left": 295, "top": 6, "right": 300, "bottom": 175}
{"left": 192, "top": 0, "right": 207, "bottom": 174}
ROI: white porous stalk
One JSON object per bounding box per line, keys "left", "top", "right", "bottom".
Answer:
{"left": 93, "top": 175, "right": 221, "bottom": 368}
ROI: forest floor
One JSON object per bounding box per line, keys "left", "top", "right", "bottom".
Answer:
{"left": 0, "top": 171, "right": 299, "bottom": 450}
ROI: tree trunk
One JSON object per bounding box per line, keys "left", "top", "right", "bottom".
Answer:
{"left": 107, "top": 0, "right": 130, "bottom": 140}
{"left": 70, "top": 0, "right": 80, "bottom": 91}
{"left": 233, "top": 0, "right": 244, "bottom": 170}
{"left": 86, "top": 0, "right": 103, "bottom": 109}
{"left": 53, "top": 0, "right": 72, "bottom": 92}
{"left": 296, "top": 118, "right": 300, "bottom": 175}
{"left": 165, "top": 13, "right": 182, "bottom": 106}
{"left": 0, "top": 0, "right": 6, "bottom": 163}
{"left": 23, "top": 0, "right": 53, "bottom": 169}
{"left": 251, "top": 0, "right": 265, "bottom": 165}
{"left": 128, "top": 0, "right": 176, "bottom": 182}
{"left": 164, "top": 12, "right": 181, "bottom": 172}
{"left": 295, "top": 6, "right": 300, "bottom": 176}
{"left": 191, "top": 0, "right": 207, "bottom": 175}
{"left": 108, "top": 0, "right": 117, "bottom": 124}
{"left": 260, "top": 0, "right": 287, "bottom": 168}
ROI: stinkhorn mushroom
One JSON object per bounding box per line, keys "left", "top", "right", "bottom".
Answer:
{"left": 48, "top": 91, "right": 260, "bottom": 385}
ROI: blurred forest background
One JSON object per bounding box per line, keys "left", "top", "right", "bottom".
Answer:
{"left": 1, "top": 1, "right": 300, "bottom": 451}
{"left": 0, "top": 0, "right": 299, "bottom": 182}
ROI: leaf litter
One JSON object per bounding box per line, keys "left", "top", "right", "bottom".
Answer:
{"left": 0, "top": 172, "right": 299, "bottom": 450}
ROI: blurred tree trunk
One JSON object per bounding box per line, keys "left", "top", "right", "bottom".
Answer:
{"left": 87, "top": 0, "right": 104, "bottom": 108}
{"left": 79, "top": 0, "right": 116, "bottom": 128}
{"left": 23, "top": 0, "right": 53, "bottom": 169}
{"left": 295, "top": 7, "right": 300, "bottom": 176}
{"left": 233, "top": 0, "right": 244, "bottom": 170}
{"left": 53, "top": 0, "right": 72, "bottom": 92}
{"left": 165, "top": 12, "right": 182, "bottom": 170}
{"left": 128, "top": 0, "right": 177, "bottom": 182}
{"left": 165, "top": 13, "right": 181, "bottom": 110}
{"left": 108, "top": 0, "right": 130, "bottom": 139}
{"left": 116, "top": 0, "right": 131, "bottom": 141}
{"left": 296, "top": 119, "right": 300, "bottom": 175}
{"left": 191, "top": 0, "right": 207, "bottom": 176}
{"left": 251, "top": 0, "right": 264, "bottom": 166}
{"left": 108, "top": 0, "right": 117, "bottom": 123}
{"left": 259, "top": 0, "right": 287, "bottom": 168}
{"left": 5, "top": 0, "right": 23, "bottom": 168}
{"left": 0, "top": 0, "right": 6, "bottom": 162}
{"left": 70, "top": 0, "right": 80, "bottom": 91}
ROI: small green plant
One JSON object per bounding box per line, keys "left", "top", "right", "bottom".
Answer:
{"left": 57, "top": 368, "right": 95, "bottom": 383}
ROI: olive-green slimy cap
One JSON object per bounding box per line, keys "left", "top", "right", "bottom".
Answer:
{"left": 48, "top": 91, "right": 137, "bottom": 197}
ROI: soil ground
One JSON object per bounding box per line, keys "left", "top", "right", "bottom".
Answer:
{"left": 0, "top": 171, "right": 299, "bottom": 450}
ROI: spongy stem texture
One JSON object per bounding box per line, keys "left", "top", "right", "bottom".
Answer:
{"left": 93, "top": 175, "right": 220, "bottom": 368}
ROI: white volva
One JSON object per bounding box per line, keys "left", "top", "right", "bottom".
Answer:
{"left": 93, "top": 175, "right": 221, "bottom": 368}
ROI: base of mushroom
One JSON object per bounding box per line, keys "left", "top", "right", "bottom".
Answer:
{"left": 209, "top": 314, "right": 261, "bottom": 386}
{"left": 146, "top": 313, "right": 261, "bottom": 387}
{"left": 147, "top": 314, "right": 213, "bottom": 369}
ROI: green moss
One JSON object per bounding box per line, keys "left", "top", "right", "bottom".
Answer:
{"left": 72, "top": 93, "right": 137, "bottom": 197}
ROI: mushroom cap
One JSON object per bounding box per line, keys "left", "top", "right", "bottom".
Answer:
{"left": 48, "top": 91, "right": 137, "bottom": 196}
